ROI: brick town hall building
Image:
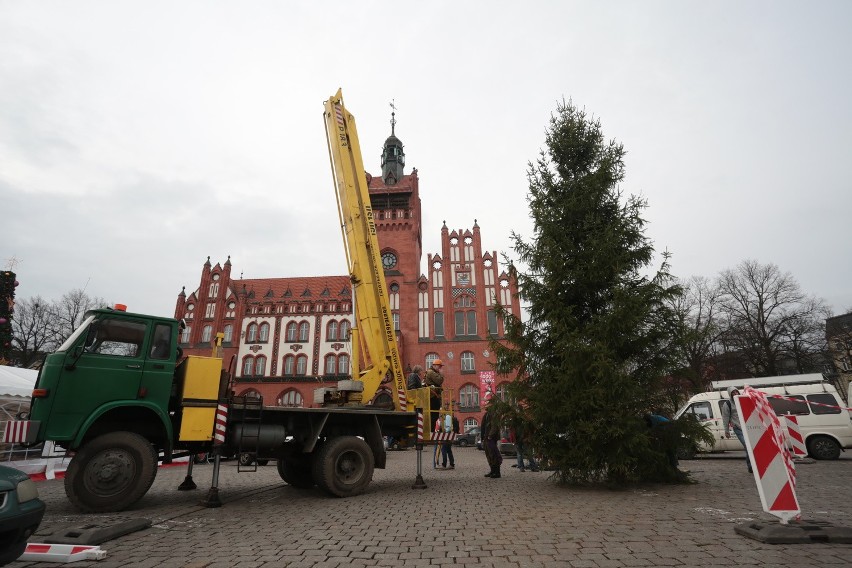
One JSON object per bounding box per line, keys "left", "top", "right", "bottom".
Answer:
{"left": 174, "top": 120, "right": 520, "bottom": 432}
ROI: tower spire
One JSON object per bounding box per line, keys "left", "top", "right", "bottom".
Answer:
{"left": 390, "top": 99, "right": 396, "bottom": 136}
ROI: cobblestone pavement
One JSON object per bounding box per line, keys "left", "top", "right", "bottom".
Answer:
{"left": 10, "top": 448, "right": 852, "bottom": 567}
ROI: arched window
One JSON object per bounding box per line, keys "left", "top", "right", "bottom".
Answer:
{"left": 259, "top": 323, "right": 270, "bottom": 342}
{"left": 181, "top": 325, "right": 191, "bottom": 343}
{"left": 496, "top": 382, "right": 509, "bottom": 402}
{"left": 255, "top": 356, "right": 267, "bottom": 377}
{"left": 223, "top": 324, "right": 233, "bottom": 343}
{"left": 242, "top": 356, "right": 254, "bottom": 377}
{"left": 463, "top": 417, "right": 479, "bottom": 432}
{"left": 338, "top": 354, "right": 350, "bottom": 375}
{"left": 277, "top": 389, "right": 303, "bottom": 407}
{"left": 247, "top": 323, "right": 258, "bottom": 343}
{"left": 239, "top": 389, "right": 261, "bottom": 400}
{"left": 298, "top": 321, "right": 310, "bottom": 342}
{"left": 459, "top": 383, "right": 479, "bottom": 409}
{"left": 296, "top": 355, "right": 308, "bottom": 376}
{"left": 460, "top": 351, "right": 475, "bottom": 372}
{"left": 201, "top": 325, "right": 213, "bottom": 342}
{"left": 340, "top": 320, "right": 350, "bottom": 340}
{"left": 425, "top": 352, "right": 439, "bottom": 369}
{"left": 282, "top": 355, "right": 295, "bottom": 376}
{"left": 434, "top": 312, "right": 444, "bottom": 338}
{"left": 327, "top": 320, "right": 338, "bottom": 341}
{"left": 325, "top": 354, "right": 337, "bottom": 375}
{"left": 286, "top": 322, "right": 298, "bottom": 342}
{"left": 487, "top": 310, "right": 498, "bottom": 336}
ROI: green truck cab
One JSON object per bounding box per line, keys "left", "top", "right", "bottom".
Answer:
{"left": 24, "top": 306, "right": 197, "bottom": 511}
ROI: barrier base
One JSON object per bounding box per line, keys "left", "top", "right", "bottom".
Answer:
{"left": 178, "top": 475, "right": 198, "bottom": 490}
{"left": 19, "top": 543, "right": 107, "bottom": 563}
{"left": 42, "top": 518, "right": 152, "bottom": 546}
{"left": 735, "top": 519, "right": 852, "bottom": 544}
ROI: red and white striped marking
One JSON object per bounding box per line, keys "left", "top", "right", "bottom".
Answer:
{"left": 416, "top": 409, "right": 424, "bottom": 443}
{"left": 737, "top": 388, "right": 800, "bottom": 523}
{"left": 2, "top": 420, "right": 37, "bottom": 444}
{"left": 782, "top": 415, "right": 807, "bottom": 458}
{"left": 397, "top": 388, "right": 407, "bottom": 410}
{"left": 213, "top": 404, "right": 228, "bottom": 445}
{"left": 430, "top": 432, "right": 457, "bottom": 442}
{"left": 19, "top": 543, "right": 107, "bottom": 562}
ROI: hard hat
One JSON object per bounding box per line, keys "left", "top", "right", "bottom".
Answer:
{"left": 433, "top": 359, "right": 443, "bottom": 366}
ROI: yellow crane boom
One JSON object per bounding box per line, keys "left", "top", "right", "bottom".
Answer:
{"left": 323, "top": 89, "right": 408, "bottom": 411}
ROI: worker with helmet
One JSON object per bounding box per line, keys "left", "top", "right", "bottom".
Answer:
{"left": 424, "top": 359, "right": 445, "bottom": 412}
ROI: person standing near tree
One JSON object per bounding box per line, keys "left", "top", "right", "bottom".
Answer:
{"left": 514, "top": 422, "right": 539, "bottom": 472}
{"left": 481, "top": 403, "right": 503, "bottom": 478}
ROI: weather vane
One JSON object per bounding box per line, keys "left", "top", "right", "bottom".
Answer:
{"left": 389, "top": 99, "right": 397, "bottom": 135}
{"left": 4, "top": 255, "right": 21, "bottom": 272}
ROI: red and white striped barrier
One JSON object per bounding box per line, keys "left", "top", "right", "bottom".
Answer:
{"left": 430, "top": 432, "right": 457, "bottom": 442}
{"left": 19, "top": 543, "right": 107, "bottom": 563}
{"left": 782, "top": 415, "right": 807, "bottom": 458}
{"left": 416, "top": 409, "right": 424, "bottom": 443}
{"left": 3, "top": 420, "right": 38, "bottom": 444}
{"left": 737, "top": 387, "right": 800, "bottom": 524}
{"left": 213, "top": 404, "right": 228, "bottom": 445}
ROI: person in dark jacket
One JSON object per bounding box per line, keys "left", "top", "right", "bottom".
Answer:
{"left": 481, "top": 404, "right": 503, "bottom": 478}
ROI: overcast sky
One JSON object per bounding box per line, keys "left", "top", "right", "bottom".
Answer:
{"left": 2, "top": 1, "right": 851, "bottom": 319}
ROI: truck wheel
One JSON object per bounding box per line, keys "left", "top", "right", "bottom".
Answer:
{"left": 278, "top": 457, "right": 315, "bottom": 488}
{"left": 257, "top": 459, "right": 269, "bottom": 466}
{"left": 313, "top": 436, "right": 374, "bottom": 497}
{"left": 807, "top": 435, "right": 841, "bottom": 460}
{"left": 65, "top": 431, "right": 157, "bottom": 512}
{"left": 238, "top": 452, "right": 255, "bottom": 466}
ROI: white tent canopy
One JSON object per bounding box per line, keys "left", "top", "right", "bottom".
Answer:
{"left": 0, "top": 366, "right": 38, "bottom": 398}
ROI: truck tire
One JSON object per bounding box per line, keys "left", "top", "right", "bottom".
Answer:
{"left": 806, "top": 435, "right": 841, "bottom": 460}
{"left": 238, "top": 452, "right": 255, "bottom": 466}
{"left": 312, "top": 436, "right": 374, "bottom": 497}
{"left": 277, "top": 457, "right": 315, "bottom": 488}
{"left": 65, "top": 431, "right": 158, "bottom": 512}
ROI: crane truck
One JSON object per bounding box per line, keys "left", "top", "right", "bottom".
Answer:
{"left": 2, "top": 90, "right": 449, "bottom": 512}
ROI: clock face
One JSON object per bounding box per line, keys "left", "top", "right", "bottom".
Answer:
{"left": 382, "top": 252, "right": 397, "bottom": 270}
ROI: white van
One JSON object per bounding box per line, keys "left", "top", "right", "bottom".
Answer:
{"left": 675, "top": 373, "right": 852, "bottom": 460}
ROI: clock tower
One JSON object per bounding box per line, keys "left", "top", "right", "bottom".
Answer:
{"left": 367, "top": 108, "right": 422, "bottom": 366}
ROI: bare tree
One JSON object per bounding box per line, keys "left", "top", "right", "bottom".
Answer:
{"left": 50, "top": 289, "right": 107, "bottom": 347}
{"left": 717, "top": 259, "right": 828, "bottom": 377}
{"left": 11, "top": 296, "right": 57, "bottom": 367}
{"left": 668, "top": 276, "right": 722, "bottom": 391}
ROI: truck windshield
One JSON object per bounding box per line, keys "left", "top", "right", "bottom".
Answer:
{"left": 56, "top": 315, "right": 96, "bottom": 352}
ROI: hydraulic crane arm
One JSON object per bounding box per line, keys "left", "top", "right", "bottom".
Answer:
{"left": 323, "top": 89, "right": 408, "bottom": 411}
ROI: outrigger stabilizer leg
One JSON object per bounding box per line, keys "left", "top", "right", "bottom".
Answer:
{"left": 200, "top": 450, "right": 223, "bottom": 507}
{"left": 178, "top": 454, "right": 198, "bottom": 491}
{"left": 412, "top": 443, "right": 427, "bottom": 489}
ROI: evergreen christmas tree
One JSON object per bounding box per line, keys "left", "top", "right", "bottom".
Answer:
{"left": 493, "top": 100, "right": 705, "bottom": 484}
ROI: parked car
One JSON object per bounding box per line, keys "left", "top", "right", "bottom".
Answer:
{"left": 454, "top": 427, "right": 480, "bottom": 447}
{"left": 0, "top": 464, "right": 46, "bottom": 565}
{"left": 498, "top": 437, "right": 517, "bottom": 456}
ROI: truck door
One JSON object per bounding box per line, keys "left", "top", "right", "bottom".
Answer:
{"left": 140, "top": 322, "right": 178, "bottom": 407}
{"left": 46, "top": 316, "right": 148, "bottom": 441}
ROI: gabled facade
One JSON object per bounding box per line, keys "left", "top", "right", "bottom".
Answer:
{"left": 175, "top": 116, "right": 521, "bottom": 430}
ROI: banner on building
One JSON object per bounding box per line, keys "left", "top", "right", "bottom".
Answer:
{"left": 479, "top": 370, "right": 496, "bottom": 404}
